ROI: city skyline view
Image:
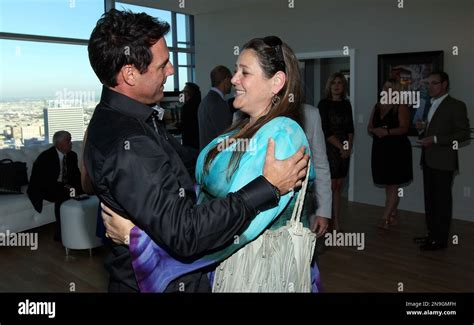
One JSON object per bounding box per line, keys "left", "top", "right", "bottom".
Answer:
{"left": 1, "top": 1, "right": 189, "bottom": 100}
{"left": 1, "top": 0, "right": 194, "bottom": 149}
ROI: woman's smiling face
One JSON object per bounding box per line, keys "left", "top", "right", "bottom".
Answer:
{"left": 231, "top": 49, "right": 274, "bottom": 117}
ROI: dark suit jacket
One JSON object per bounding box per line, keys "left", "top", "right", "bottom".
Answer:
{"left": 423, "top": 95, "right": 470, "bottom": 171}
{"left": 197, "top": 90, "right": 233, "bottom": 150}
{"left": 27, "top": 146, "right": 82, "bottom": 212}
{"left": 181, "top": 97, "right": 201, "bottom": 150}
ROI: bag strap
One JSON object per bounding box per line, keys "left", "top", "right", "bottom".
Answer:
{"left": 290, "top": 158, "right": 311, "bottom": 224}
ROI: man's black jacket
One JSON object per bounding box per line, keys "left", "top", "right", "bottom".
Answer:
{"left": 84, "top": 87, "right": 279, "bottom": 292}
{"left": 28, "top": 146, "right": 82, "bottom": 213}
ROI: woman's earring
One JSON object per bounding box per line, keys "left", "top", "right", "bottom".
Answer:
{"left": 271, "top": 94, "right": 281, "bottom": 107}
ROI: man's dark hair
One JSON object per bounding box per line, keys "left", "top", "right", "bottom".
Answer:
{"left": 185, "top": 82, "right": 201, "bottom": 102}
{"left": 429, "top": 71, "right": 450, "bottom": 91}
{"left": 210, "top": 65, "right": 231, "bottom": 87}
{"left": 88, "top": 9, "right": 170, "bottom": 87}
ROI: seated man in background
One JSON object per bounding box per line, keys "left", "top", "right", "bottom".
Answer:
{"left": 27, "top": 130, "right": 83, "bottom": 242}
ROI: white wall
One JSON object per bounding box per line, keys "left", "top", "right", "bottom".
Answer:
{"left": 313, "top": 60, "right": 321, "bottom": 106}
{"left": 193, "top": 0, "right": 474, "bottom": 221}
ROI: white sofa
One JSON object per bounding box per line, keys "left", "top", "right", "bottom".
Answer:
{"left": 0, "top": 141, "right": 83, "bottom": 233}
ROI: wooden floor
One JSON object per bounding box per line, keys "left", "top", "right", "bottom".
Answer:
{"left": 317, "top": 201, "right": 474, "bottom": 292}
{"left": 1, "top": 201, "right": 473, "bottom": 292}
{"left": 0, "top": 224, "right": 110, "bottom": 292}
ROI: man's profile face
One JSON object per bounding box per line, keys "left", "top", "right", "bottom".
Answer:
{"left": 427, "top": 74, "right": 447, "bottom": 99}
{"left": 134, "top": 38, "right": 174, "bottom": 104}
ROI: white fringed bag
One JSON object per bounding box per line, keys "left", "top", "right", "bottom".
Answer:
{"left": 213, "top": 160, "right": 316, "bottom": 292}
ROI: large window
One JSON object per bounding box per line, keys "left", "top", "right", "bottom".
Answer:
{"left": 0, "top": 0, "right": 104, "bottom": 149}
{"left": 0, "top": 39, "right": 101, "bottom": 146}
{"left": 0, "top": 1, "right": 195, "bottom": 149}
{"left": 0, "top": 40, "right": 100, "bottom": 100}
{"left": 176, "top": 13, "right": 195, "bottom": 91}
{"left": 0, "top": 0, "right": 104, "bottom": 39}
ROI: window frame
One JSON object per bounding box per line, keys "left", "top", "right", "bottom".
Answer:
{"left": 0, "top": 0, "right": 195, "bottom": 95}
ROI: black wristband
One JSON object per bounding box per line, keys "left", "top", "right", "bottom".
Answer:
{"left": 235, "top": 175, "right": 280, "bottom": 216}
{"left": 260, "top": 176, "right": 281, "bottom": 202}
{"left": 272, "top": 183, "right": 281, "bottom": 201}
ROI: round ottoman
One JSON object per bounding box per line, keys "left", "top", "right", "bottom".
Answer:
{"left": 60, "top": 195, "right": 103, "bottom": 256}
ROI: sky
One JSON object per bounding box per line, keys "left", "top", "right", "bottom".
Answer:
{"left": 0, "top": 0, "right": 189, "bottom": 100}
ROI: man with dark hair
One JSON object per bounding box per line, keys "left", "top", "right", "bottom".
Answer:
{"left": 210, "top": 65, "right": 232, "bottom": 89}
{"left": 198, "top": 65, "right": 234, "bottom": 150}
{"left": 415, "top": 71, "right": 470, "bottom": 250}
{"left": 28, "top": 131, "right": 83, "bottom": 242}
{"left": 85, "top": 9, "right": 309, "bottom": 292}
{"left": 433, "top": 71, "right": 450, "bottom": 91}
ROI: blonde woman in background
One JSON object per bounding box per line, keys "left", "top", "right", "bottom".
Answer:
{"left": 368, "top": 79, "right": 413, "bottom": 229}
{"left": 317, "top": 73, "right": 354, "bottom": 232}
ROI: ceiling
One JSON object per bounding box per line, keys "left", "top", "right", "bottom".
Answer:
{"left": 117, "top": 0, "right": 473, "bottom": 15}
{"left": 117, "top": 0, "right": 275, "bottom": 15}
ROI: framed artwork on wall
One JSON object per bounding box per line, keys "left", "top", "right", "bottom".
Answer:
{"left": 378, "top": 51, "right": 444, "bottom": 136}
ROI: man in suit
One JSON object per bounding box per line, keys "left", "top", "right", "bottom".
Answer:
{"left": 302, "top": 104, "right": 331, "bottom": 232}
{"left": 415, "top": 71, "right": 470, "bottom": 250}
{"left": 302, "top": 104, "right": 332, "bottom": 256}
{"left": 198, "top": 65, "right": 233, "bottom": 150}
{"left": 28, "top": 130, "right": 83, "bottom": 242}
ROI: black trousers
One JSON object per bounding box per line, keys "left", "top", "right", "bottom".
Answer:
{"left": 422, "top": 165, "right": 454, "bottom": 244}
{"left": 44, "top": 182, "right": 71, "bottom": 241}
{"left": 108, "top": 278, "right": 139, "bottom": 293}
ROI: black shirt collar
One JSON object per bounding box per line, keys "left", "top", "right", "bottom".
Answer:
{"left": 100, "top": 86, "right": 156, "bottom": 121}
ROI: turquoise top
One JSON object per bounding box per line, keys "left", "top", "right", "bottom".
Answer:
{"left": 196, "top": 116, "right": 315, "bottom": 254}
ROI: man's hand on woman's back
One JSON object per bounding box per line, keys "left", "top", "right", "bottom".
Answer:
{"left": 262, "top": 138, "right": 310, "bottom": 195}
